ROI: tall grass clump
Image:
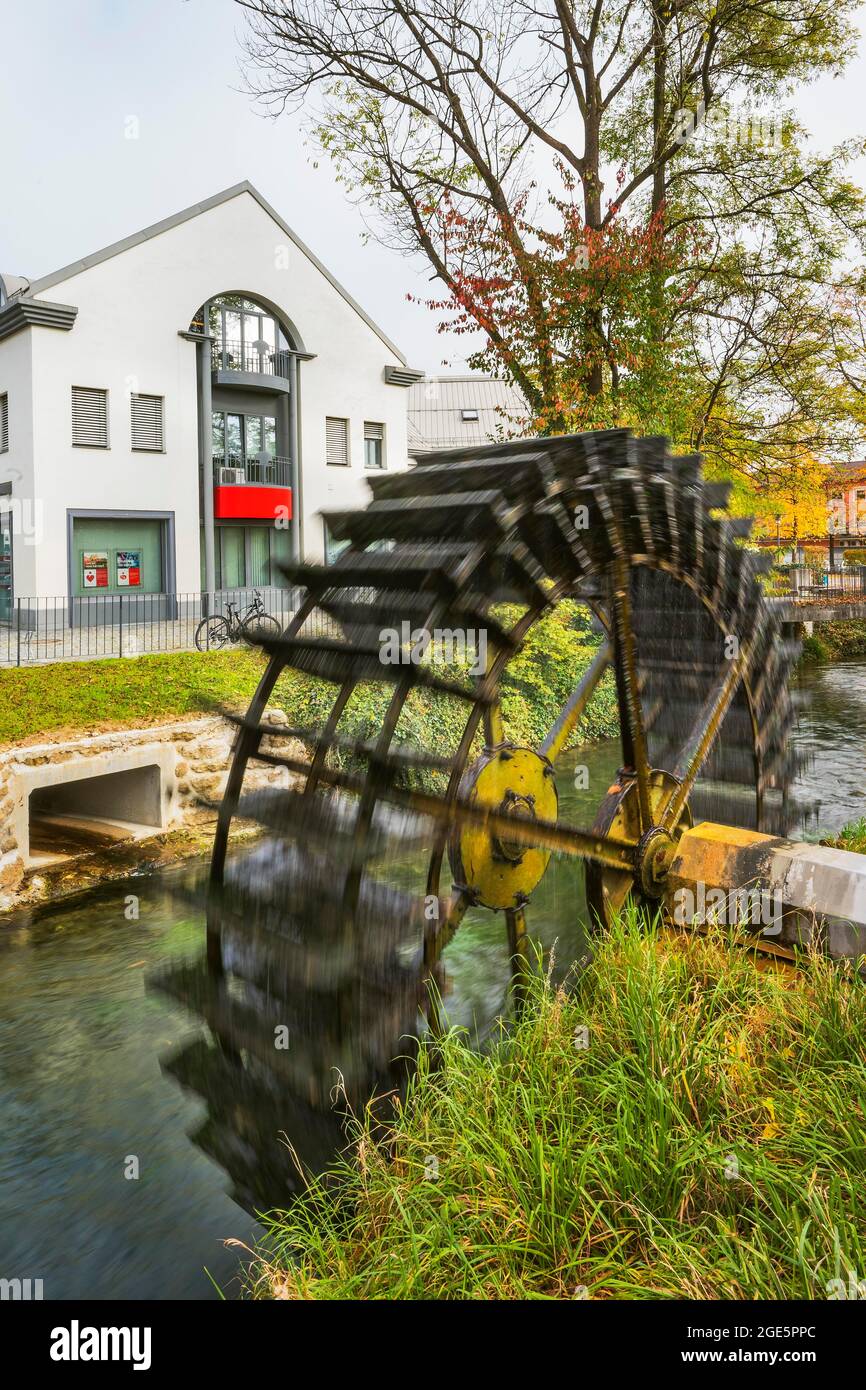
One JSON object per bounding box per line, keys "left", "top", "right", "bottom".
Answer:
{"left": 245, "top": 910, "right": 866, "bottom": 1300}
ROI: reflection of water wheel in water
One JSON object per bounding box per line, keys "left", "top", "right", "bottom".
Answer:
{"left": 154, "top": 431, "right": 800, "bottom": 1214}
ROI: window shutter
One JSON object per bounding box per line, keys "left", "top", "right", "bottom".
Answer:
{"left": 364, "top": 421, "right": 384, "bottom": 442}
{"left": 0, "top": 394, "right": 7, "bottom": 452}
{"left": 72, "top": 387, "right": 109, "bottom": 447}
{"left": 130, "top": 393, "right": 164, "bottom": 451}
{"left": 326, "top": 416, "right": 349, "bottom": 466}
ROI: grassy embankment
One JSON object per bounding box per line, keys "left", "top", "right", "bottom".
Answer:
{"left": 246, "top": 910, "right": 866, "bottom": 1301}
{"left": 0, "top": 601, "right": 618, "bottom": 751}
{"left": 801, "top": 620, "right": 866, "bottom": 662}
{"left": 0, "top": 649, "right": 268, "bottom": 745}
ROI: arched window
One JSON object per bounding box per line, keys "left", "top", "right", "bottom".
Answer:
{"left": 191, "top": 295, "right": 292, "bottom": 378}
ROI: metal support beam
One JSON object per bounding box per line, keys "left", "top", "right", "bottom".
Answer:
{"left": 197, "top": 303, "right": 215, "bottom": 614}
{"left": 289, "top": 354, "right": 301, "bottom": 565}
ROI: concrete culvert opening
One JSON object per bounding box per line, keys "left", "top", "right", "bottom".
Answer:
{"left": 29, "top": 764, "right": 164, "bottom": 862}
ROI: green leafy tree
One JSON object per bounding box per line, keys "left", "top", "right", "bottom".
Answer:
{"left": 238, "top": 0, "right": 866, "bottom": 470}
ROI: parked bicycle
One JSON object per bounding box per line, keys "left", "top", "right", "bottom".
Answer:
{"left": 194, "top": 590, "right": 282, "bottom": 651}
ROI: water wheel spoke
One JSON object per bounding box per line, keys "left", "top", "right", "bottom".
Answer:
{"left": 424, "top": 887, "right": 472, "bottom": 1035}
{"left": 608, "top": 557, "right": 653, "bottom": 832}
{"left": 662, "top": 654, "right": 747, "bottom": 831}
{"left": 539, "top": 643, "right": 611, "bottom": 763}
{"left": 250, "top": 745, "right": 637, "bottom": 869}
{"left": 425, "top": 886, "right": 470, "bottom": 967}
{"left": 505, "top": 905, "right": 531, "bottom": 1014}
{"left": 484, "top": 701, "right": 505, "bottom": 747}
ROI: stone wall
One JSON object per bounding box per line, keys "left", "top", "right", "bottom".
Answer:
{"left": 0, "top": 708, "right": 293, "bottom": 904}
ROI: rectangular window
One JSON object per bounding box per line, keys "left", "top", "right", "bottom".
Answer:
{"left": 0, "top": 393, "right": 7, "bottom": 452}
{"left": 245, "top": 416, "right": 263, "bottom": 482}
{"left": 225, "top": 413, "right": 243, "bottom": 464}
{"left": 212, "top": 410, "right": 278, "bottom": 483}
{"left": 0, "top": 507, "right": 12, "bottom": 622}
{"left": 212, "top": 412, "right": 225, "bottom": 460}
{"left": 130, "top": 393, "right": 164, "bottom": 451}
{"left": 72, "top": 387, "right": 109, "bottom": 448}
{"left": 214, "top": 524, "right": 291, "bottom": 590}
{"left": 326, "top": 416, "right": 350, "bottom": 467}
{"left": 249, "top": 526, "right": 271, "bottom": 587}
{"left": 221, "top": 527, "right": 246, "bottom": 589}
{"left": 364, "top": 421, "right": 385, "bottom": 470}
{"left": 263, "top": 416, "right": 276, "bottom": 460}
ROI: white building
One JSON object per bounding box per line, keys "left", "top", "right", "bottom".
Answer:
{"left": 0, "top": 182, "right": 421, "bottom": 623}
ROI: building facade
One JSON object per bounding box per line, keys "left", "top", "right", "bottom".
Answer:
{"left": 828, "top": 464, "right": 866, "bottom": 533}
{"left": 0, "top": 183, "right": 421, "bottom": 620}
{"left": 827, "top": 461, "right": 866, "bottom": 556}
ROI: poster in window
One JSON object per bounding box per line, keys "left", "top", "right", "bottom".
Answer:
{"left": 82, "top": 552, "right": 109, "bottom": 588}
{"left": 116, "top": 550, "right": 141, "bottom": 587}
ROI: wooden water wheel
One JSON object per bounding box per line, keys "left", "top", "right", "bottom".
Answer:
{"left": 153, "top": 429, "right": 800, "bottom": 1214}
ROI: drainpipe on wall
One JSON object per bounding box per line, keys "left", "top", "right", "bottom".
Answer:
{"left": 289, "top": 353, "right": 301, "bottom": 565}
{"left": 197, "top": 301, "right": 216, "bottom": 614}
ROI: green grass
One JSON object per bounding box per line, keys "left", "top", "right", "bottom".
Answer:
{"left": 831, "top": 818, "right": 866, "bottom": 855}
{"left": 0, "top": 649, "right": 270, "bottom": 745}
{"left": 246, "top": 911, "right": 866, "bottom": 1300}
{"left": 0, "top": 601, "right": 619, "bottom": 752}
{"left": 799, "top": 632, "right": 831, "bottom": 662}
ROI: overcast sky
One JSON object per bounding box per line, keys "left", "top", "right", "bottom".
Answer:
{"left": 2, "top": 0, "right": 866, "bottom": 372}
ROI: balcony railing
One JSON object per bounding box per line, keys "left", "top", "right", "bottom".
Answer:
{"left": 213, "top": 455, "right": 292, "bottom": 487}
{"left": 211, "top": 338, "right": 292, "bottom": 379}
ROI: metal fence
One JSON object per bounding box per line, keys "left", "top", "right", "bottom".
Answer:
{"left": 785, "top": 566, "right": 866, "bottom": 598}
{"left": 0, "top": 587, "right": 331, "bottom": 666}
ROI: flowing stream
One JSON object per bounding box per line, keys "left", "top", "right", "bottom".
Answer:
{"left": 0, "top": 658, "right": 862, "bottom": 1299}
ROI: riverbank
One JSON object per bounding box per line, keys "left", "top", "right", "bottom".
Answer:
{"left": 247, "top": 910, "right": 866, "bottom": 1300}
{"left": 0, "top": 603, "right": 617, "bottom": 750}
{"left": 801, "top": 619, "right": 866, "bottom": 662}
{"left": 272, "top": 600, "right": 618, "bottom": 756}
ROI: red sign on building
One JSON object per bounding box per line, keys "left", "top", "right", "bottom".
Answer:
{"left": 213, "top": 485, "right": 292, "bottom": 521}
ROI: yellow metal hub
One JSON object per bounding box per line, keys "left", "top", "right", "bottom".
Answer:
{"left": 449, "top": 745, "right": 559, "bottom": 911}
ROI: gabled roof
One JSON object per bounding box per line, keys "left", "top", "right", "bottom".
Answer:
{"left": 15, "top": 181, "right": 408, "bottom": 364}
{"left": 408, "top": 374, "right": 529, "bottom": 453}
